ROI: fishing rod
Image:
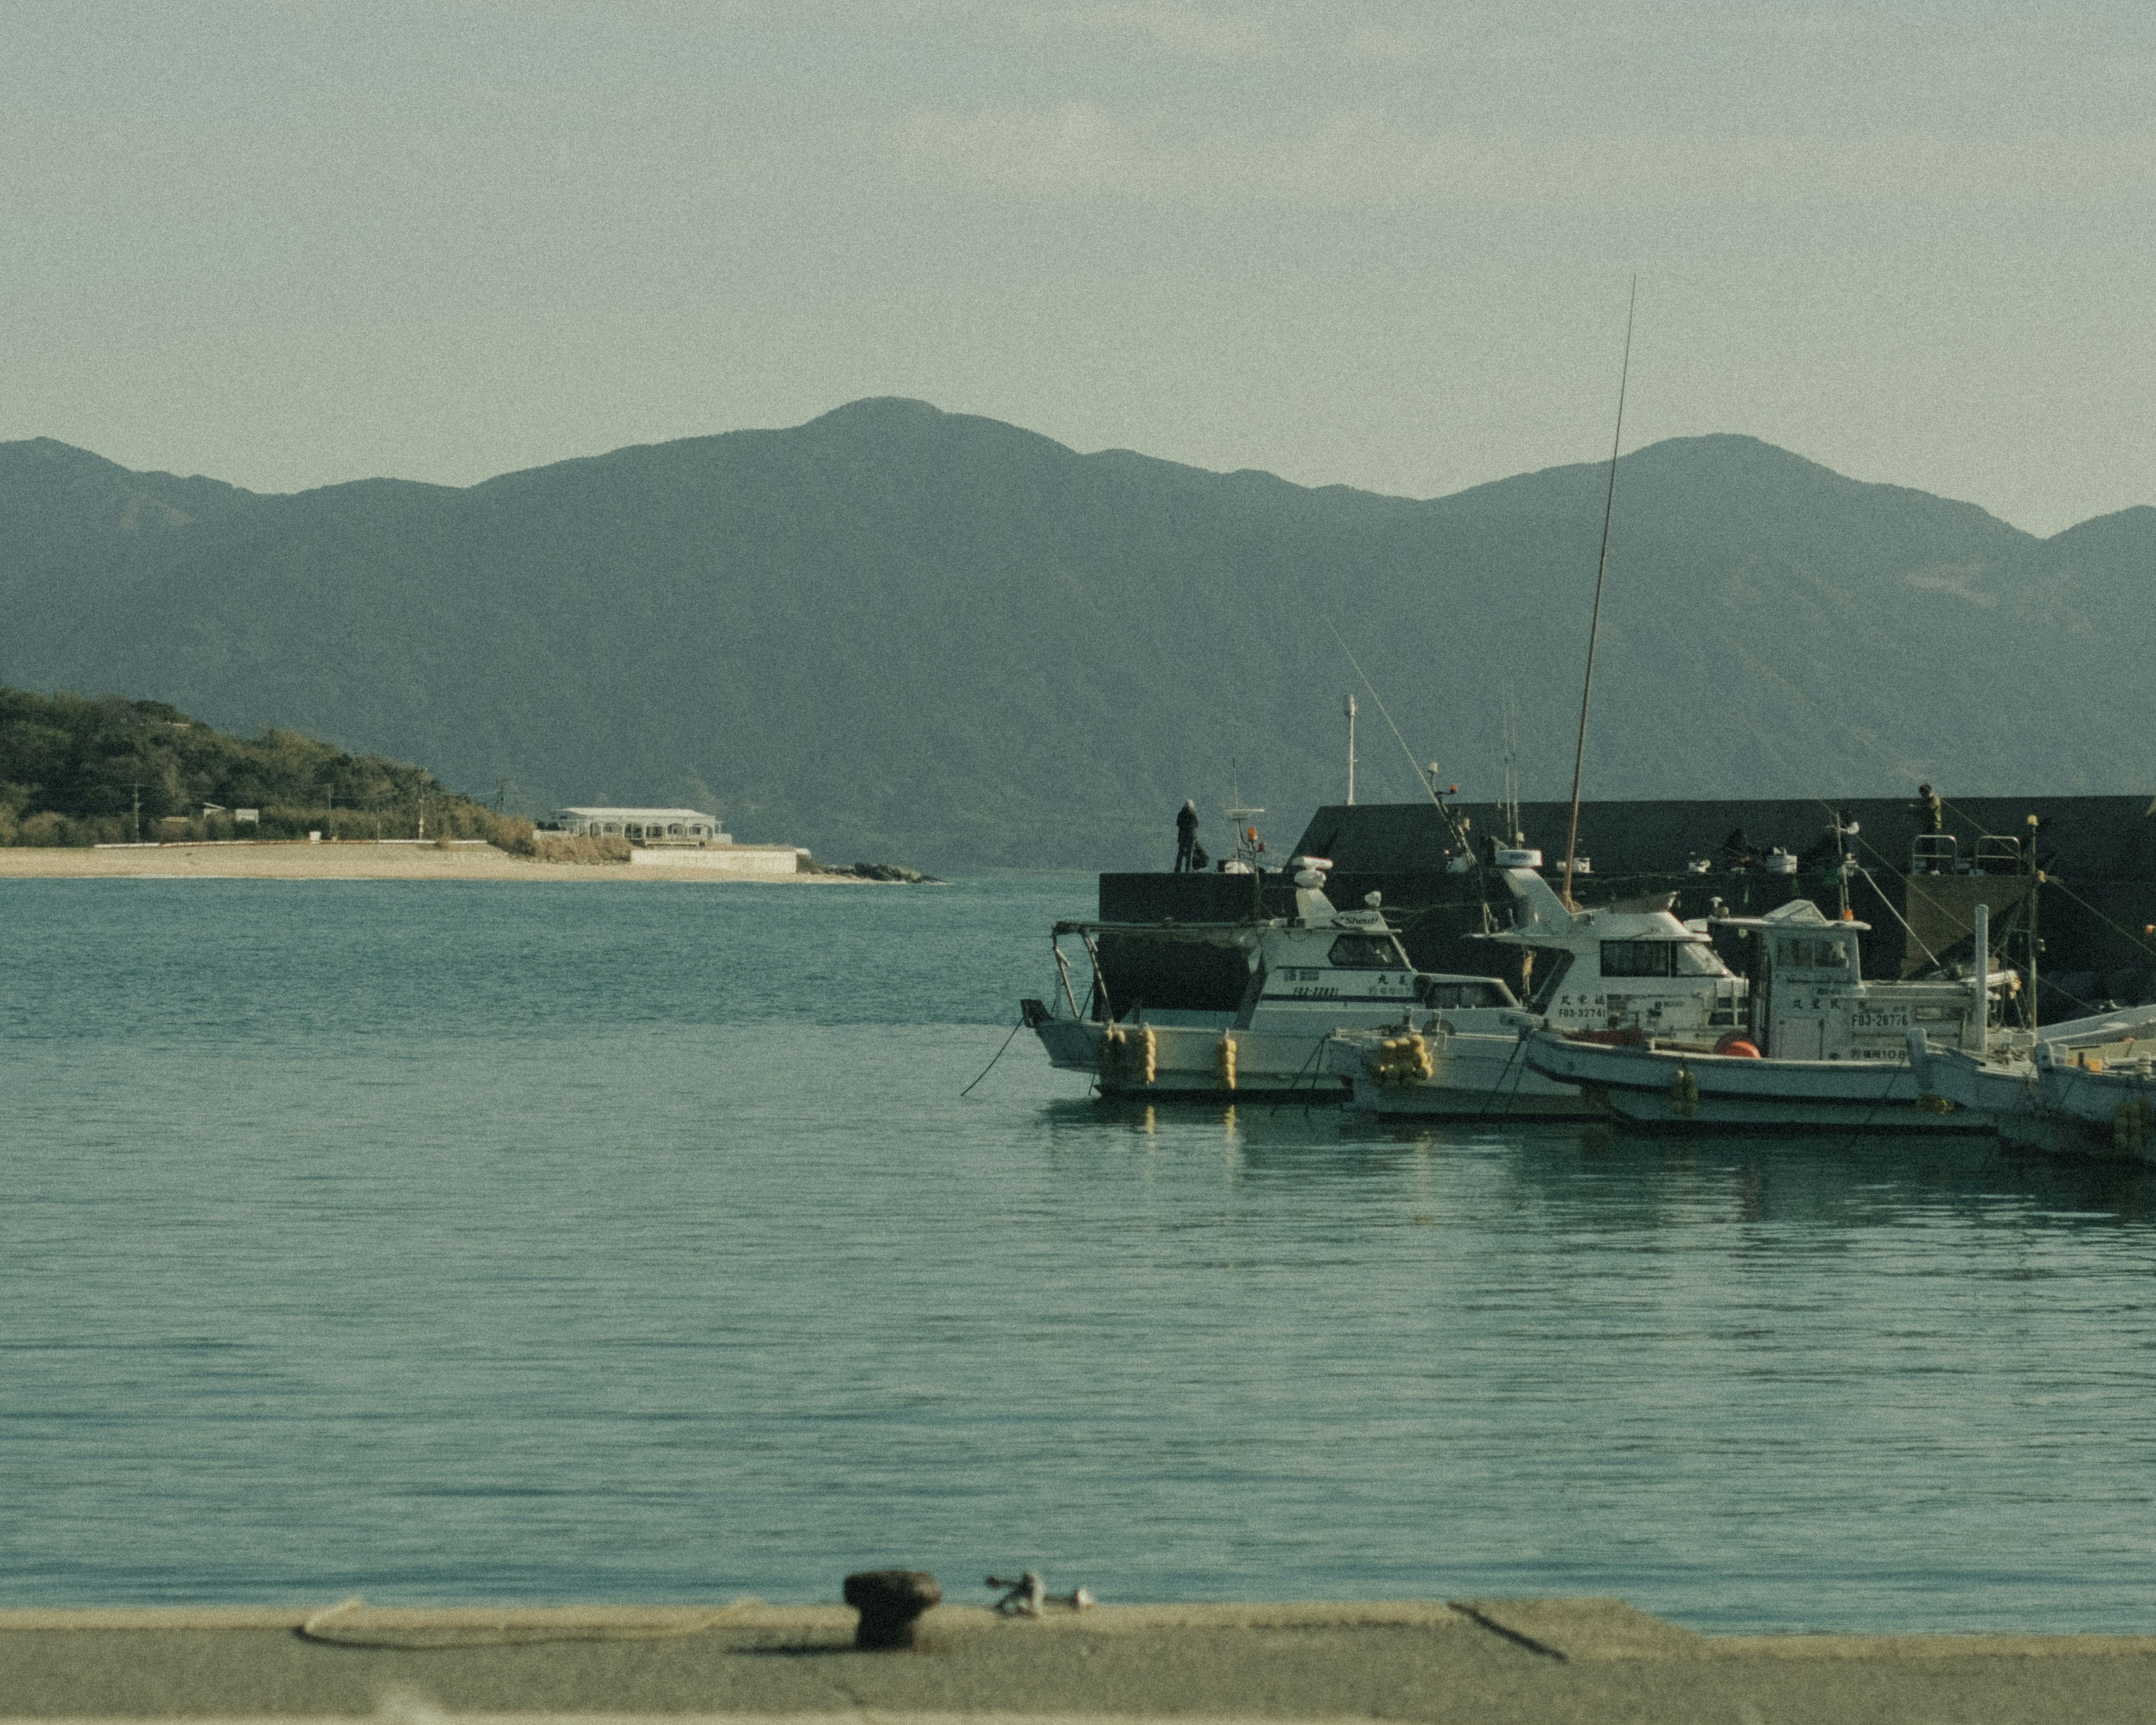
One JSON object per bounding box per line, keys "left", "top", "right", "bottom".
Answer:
{"left": 1561, "top": 276, "right": 1637, "bottom": 909}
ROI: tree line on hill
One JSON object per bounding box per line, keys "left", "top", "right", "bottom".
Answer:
{"left": 0, "top": 686, "right": 528, "bottom": 848}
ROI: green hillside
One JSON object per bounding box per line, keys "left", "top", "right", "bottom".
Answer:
{"left": 1, "top": 404, "right": 2150, "bottom": 870}
{"left": 0, "top": 686, "right": 519, "bottom": 847}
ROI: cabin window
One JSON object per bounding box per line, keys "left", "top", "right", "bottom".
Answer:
{"left": 1417, "top": 979, "right": 1510, "bottom": 1010}
{"left": 1525, "top": 950, "right": 1576, "bottom": 1013}
{"left": 1776, "top": 937, "right": 1849, "bottom": 971}
{"left": 1327, "top": 934, "right": 1410, "bottom": 969}
{"left": 1601, "top": 940, "right": 1677, "bottom": 978}
{"left": 604, "top": 823, "right": 622, "bottom": 834}
{"left": 668, "top": 824, "right": 684, "bottom": 837}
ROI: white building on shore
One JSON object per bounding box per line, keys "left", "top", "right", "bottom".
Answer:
{"left": 542, "top": 806, "right": 729, "bottom": 846}
{"left": 540, "top": 806, "right": 811, "bottom": 874}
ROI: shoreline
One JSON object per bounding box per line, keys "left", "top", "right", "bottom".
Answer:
{"left": 0, "top": 842, "right": 853, "bottom": 883}
{"left": 3, "top": 1597, "right": 2154, "bottom": 1723}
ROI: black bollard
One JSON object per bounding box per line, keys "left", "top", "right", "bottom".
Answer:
{"left": 843, "top": 1569, "right": 942, "bottom": 1649}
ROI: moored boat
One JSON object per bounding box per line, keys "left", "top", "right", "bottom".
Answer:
{"left": 1322, "top": 862, "right": 1748, "bottom": 1117}
{"left": 1521, "top": 897, "right": 2007, "bottom": 1131}
{"left": 1911, "top": 1007, "right": 2156, "bottom": 1159}
{"left": 1024, "top": 858, "right": 1496, "bottom": 1097}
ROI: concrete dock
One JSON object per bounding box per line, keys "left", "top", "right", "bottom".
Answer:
{"left": 6, "top": 1598, "right": 2155, "bottom": 1724}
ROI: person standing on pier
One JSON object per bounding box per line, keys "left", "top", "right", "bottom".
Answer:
{"left": 1175, "top": 800, "right": 1199, "bottom": 872}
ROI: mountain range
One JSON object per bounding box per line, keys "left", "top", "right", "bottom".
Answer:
{"left": 2, "top": 399, "right": 2149, "bottom": 870}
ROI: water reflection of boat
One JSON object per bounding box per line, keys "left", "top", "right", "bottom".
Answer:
{"left": 1321, "top": 864, "right": 1747, "bottom": 1117}
{"left": 1024, "top": 857, "right": 1495, "bottom": 1097}
{"left": 1522, "top": 896, "right": 2007, "bottom": 1132}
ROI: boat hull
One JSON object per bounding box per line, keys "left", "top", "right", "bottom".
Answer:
{"left": 1913, "top": 1041, "right": 2156, "bottom": 1161}
{"left": 1328, "top": 1031, "right": 1598, "bottom": 1119}
{"left": 2007, "top": 1063, "right": 2156, "bottom": 1160}
{"left": 1033, "top": 1017, "right": 1351, "bottom": 1097}
{"left": 1524, "top": 1032, "right": 1991, "bottom": 1133}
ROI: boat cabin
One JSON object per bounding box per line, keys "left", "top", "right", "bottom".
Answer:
{"left": 1485, "top": 867, "right": 1747, "bottom": 1038}
{"left": 1719, "top": 899, "right": 1986, "bottom": 1059}
{"left": 1052, "top": 858, "right": 1445, "bottom": 1030}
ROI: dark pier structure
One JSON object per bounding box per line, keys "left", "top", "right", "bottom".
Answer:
{"left": 1098, "top": 795, "right": 2156, "bottom": 1025}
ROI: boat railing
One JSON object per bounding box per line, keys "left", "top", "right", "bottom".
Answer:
{"left": 1911, "top": 833, "right": 1958, "bottom": 875}
{"left": 1973, "top": 833, "right": 2025, "bottom": 874}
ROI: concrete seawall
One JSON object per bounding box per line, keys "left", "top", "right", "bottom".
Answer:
{"left": 6, "top": 1598, "right": 2155, "bottom": 1723}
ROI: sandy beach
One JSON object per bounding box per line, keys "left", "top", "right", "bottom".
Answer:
{"left": 0, "top": 843, "right": 846, "bottom": 883}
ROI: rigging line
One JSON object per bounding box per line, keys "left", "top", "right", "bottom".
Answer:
{"left": 1325, "top": 620, "right": 1443, "bottom": 809}
{"left": 2028, "top": 874, "right": 2156, "bottom": 969}
{"left": 1564, "top": 275, "right": 1638, "bottom": 910}
{"left": 1595, "top": 495, "right": 2112, "bottom": 984}
{"left": 1686, "top": 610, "right": 2156, "bottom": 976}
{"left": 1682, "top": 617, "right": 1972, "bottom": 969}
{"left": 1848, "top": 862, "right": 1942, "bottom": 969}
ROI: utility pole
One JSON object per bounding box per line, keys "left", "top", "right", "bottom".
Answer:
{"left": 130, "top": 780, "right": 141, "bottom": 844}
{"left": 1344, "top": 693, "right": 1358, "bottom": 806}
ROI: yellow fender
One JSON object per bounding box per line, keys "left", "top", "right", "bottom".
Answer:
{"left": 1666, "top": 1067, "right": 1701, "bottom": 1118}
{"left": 1214, "top": 1035, "right": 1238, "bottom": 1090}
{"left": 1365, "top": 1032, "right": 1433, "bottom": 1087}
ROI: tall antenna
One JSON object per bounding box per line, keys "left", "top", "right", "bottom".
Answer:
{"left": 1344, "top": 693, "right": 1358, "bottom": 805}
{"left": 1561, "top": 276, "right": 1637, "bottom": 909}
{"left": 1501, "top": 687, "right": 1522, "bottom": 846}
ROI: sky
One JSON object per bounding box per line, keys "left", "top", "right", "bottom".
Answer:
{"left": 6, "top": 0, "right": 2153, "bottom": 536}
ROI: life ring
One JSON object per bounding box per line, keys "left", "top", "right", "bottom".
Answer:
{"left": 1714, "top": 1034, "right": 1762, "bottom": 1058}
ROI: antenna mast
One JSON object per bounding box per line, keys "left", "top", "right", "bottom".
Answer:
{"left": 1561, "top": 276, "right": 1637, "bottom": 909}
{"left": 1344, "top": 693, "right": 1358, "bottom": 805}
{"left": 1501, "top": 687, "right": 1522, "bottom": 845}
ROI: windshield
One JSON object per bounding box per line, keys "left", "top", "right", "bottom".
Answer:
{"left": 1328, "top": 934, "right": 1410, "bottom": 969}
{"left": 1677, "top": 941, "right": 1733, "bottom": 976}
{"left": 1524, "top": 949, "right": 1575, "bottom": 1014}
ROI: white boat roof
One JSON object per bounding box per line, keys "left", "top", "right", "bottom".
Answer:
{"left": 1487, "top": 866, "right": 1717, "bottom": 946}
{"left": 1713, "top": 898, "right": 1872, "bottom": 934}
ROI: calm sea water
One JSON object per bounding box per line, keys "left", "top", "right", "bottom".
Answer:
{"left": 4, "top": 873, "right": 2155, "bottom": 1633}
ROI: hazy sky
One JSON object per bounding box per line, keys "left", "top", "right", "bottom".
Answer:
{"left": 7, "top": 1, "right": 2152, "bottom": 533}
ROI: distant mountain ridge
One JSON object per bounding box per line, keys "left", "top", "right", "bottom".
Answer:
{"left": 2, "top": 402, "right": 2150, "bottom": 870}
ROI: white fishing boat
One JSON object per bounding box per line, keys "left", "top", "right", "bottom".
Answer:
{"left": 1909, "top": 987, "right": 2156, "bottom": 1159}
{"left": 1521, "top": 897, "right": 2008, "bottom": 1131}
{"left": 1321, "top": 862, "right": 1748, "bottom": 1117}
{"left": 1023, "top": 858, "right": 1500, "bottom": 1097}
{"left": 1913, "top": 1032, "right": 2156, "bottom": 1160}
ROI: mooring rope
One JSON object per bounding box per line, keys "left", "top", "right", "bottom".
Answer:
{"left": 960, "top": 1016, "right": 1027, "bottom": 1097}
{"left": 298, "top": 1596, "right": 754, "bottom": 1649}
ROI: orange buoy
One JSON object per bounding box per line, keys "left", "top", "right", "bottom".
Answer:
{"left": 1715, "top": 1034, "right": 1762, "bottom": 1058}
